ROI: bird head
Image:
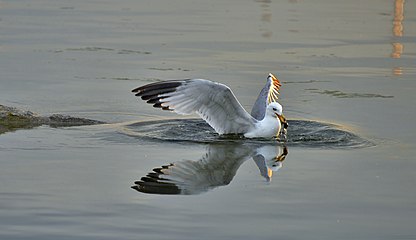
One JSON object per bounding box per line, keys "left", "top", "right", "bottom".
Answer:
{"left": 267, "top": 102, "right": 287, "bottom": 126}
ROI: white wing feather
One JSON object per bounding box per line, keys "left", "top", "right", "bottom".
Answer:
{"left": 132, "top": 144, "right": 252, "bottom": 195}
{"left": 133, "top": 79, "right": 257, "bottom": 134}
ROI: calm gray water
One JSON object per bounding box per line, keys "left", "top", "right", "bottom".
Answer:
{"left": 1, "top": 0, "right": 415, "bottom": 239}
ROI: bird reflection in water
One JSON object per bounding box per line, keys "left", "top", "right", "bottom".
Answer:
{"left": 132, "top": 143, "right": 288, "bottom": 195}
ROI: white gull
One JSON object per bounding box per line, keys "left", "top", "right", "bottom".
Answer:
{"left": 132, "top": 73, "right": 287, "bottom": 138}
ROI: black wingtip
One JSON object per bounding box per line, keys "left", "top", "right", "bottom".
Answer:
{"left": 153, "top": 102, "right": 163, "bottom": 108}
{"left": 131, "top": 81, "right": 183, "bottom": 94}
{"left": 131, "top": 185, "right": 140, "bottom": 191}
{"left": 131, "top": 181, "right": 181, "bottom": 195}
{"left": 146, "top": 98, "right": 160, "bottom": 104}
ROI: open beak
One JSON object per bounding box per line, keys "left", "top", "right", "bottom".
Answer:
{"left": 276, "top": 113, "right": 288, "bottom": 129}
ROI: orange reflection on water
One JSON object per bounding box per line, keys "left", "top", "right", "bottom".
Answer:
{"left": 391, "top": 0, "right": 405, "bottom": 75}
{"left": 391, "top": 42, "right": 403, "bottom": 59}
{"left": 393, "top": 0, "right": 404, "bottom": 37}
{"left": 393, "top": 67, "right": 403, "bottom": 75}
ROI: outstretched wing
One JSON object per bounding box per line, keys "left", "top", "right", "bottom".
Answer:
{"left": 250, "top": 73, "right": 282, "bottom": 120}
{"left": 132, "top": 79, "right": 257, "bottom": 134}
{"left": 131, "top": 144, "right": 252, "bottom": 195}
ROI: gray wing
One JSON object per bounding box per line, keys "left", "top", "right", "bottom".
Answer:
{"left": 132, "top": 144, "right": 252, "bottom": 195}
{"left": 251, "top": 73, "right": 282, "bottom": 120}
{"left": 132, "top": 79, "right": 257, "bottom": 134}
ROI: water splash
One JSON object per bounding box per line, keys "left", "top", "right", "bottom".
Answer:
{"left": 121, "top": 119, "right": 373, "bottom": 149}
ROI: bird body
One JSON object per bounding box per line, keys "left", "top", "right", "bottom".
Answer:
{"left": 244, "top": 103, "right": 282, "bottom": 138}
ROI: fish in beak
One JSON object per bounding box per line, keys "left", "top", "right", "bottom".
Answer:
{"left": 275, "top": 113, "right": 288, "bottom": 140}
{"left": 275, "top": 113, "right": 288, "bottom": 128}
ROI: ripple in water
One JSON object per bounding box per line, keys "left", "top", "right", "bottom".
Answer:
{"left": 121, "top": 119, "right": 373, "bottom": 149}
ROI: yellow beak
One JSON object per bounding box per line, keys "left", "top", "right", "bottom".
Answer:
{"left": 276, "top": 113, "right": 287, "bottom": 126}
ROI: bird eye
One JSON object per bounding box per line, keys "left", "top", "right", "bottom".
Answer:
{"left": 272, "top": 108, "right": 277, "bottom": 111}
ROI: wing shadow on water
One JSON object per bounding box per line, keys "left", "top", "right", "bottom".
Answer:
{"left": 131, "top": 143, "right": 288, "bottom": 195}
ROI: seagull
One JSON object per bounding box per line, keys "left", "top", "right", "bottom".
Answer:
{"left": 132, "top": 143, "right": 288, "bottom": 195}
{"left": 132, "top": 73, "right": 287, "bottom": 138}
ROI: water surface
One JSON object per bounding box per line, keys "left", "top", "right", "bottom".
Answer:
{"left": 1, "top": 0, "right": 415, "bottom": 239}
